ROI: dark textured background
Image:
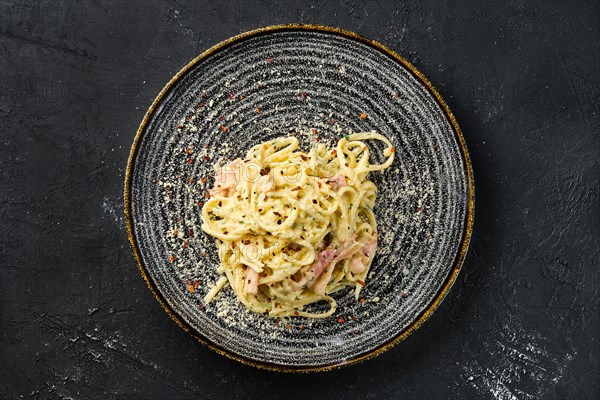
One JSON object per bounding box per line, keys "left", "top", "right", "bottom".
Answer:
{"left": 0, "top": 1, "right": 598, "bottom": 399}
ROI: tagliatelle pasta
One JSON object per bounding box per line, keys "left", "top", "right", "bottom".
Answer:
{"left": 200, "top": 131, "right": 395, "bottom": 318}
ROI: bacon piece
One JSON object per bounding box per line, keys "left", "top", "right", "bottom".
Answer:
{"left": 349, "top": 234, "right": 378, "bottom": 274}
{"left": 349, "top": 256, "right": 367, "bottom": 273}
{"left": 209, "top": 159, "right": 242, "bottom": 197}
{"left": 326, "top": 174, "right": 346, "bottom": 189}
{"left": 312, "top": 248, "right": 337, "bottom": 280}
{"left": 244, "top": 267, "right": 259, "bottom": 295}
{"left": 308, "top": 235, "right": 362, "bottom": 295}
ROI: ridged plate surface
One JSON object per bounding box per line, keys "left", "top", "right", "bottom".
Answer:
{"left": 125, "top": 26, "right": 473, "bottom": 371}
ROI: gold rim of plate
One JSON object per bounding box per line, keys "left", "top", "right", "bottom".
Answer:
{"left": 123, "top": 23, "right": 475, "bottom": 373}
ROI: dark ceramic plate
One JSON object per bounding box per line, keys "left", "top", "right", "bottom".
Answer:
{"left": 124, "top": 25, "right": 474, "bottom": 372}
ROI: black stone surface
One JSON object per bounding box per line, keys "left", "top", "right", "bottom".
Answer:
{"left": 0, "top": 1, "right": 598, "bottom": 399}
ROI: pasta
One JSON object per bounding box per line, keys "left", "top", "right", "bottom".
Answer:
{"left": 200, "top": 131, "right": 395, "bottom": 318}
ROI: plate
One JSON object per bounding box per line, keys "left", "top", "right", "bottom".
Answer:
{"left": 124, "top": 25, "right": 474, "bottom": 372}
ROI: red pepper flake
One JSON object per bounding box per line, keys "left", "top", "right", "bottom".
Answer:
{"left": 262, "top": 144, "right": 268, "bottom": 150}
{"left": 363, "top": 146, "right": 368, "bottom": 151}
{"left": 176, "top": 125, "right": 183, "bottom": 130}
{"left": 356, "top": 279, "right": 365, "bottom": 286}
{"left": 201, "top": 251, "right": 207, "bottom": 257}
{"left": 299, "top": 91, "right": 309, "bottom": 100}
{"left": 359, "top": 297, "right": 366, "bottom": 304}
{"left": 239, "top": 95, "right": 245, "bottom": 101}
{"left": 291, "top": 186, "right": 301, "bottom": 191}
{"left": 220, "top": 125, "right": 228, "bottom": 133}
{"left": 199, "top": 101, "right": 205, "bottom": 107}
{"left": 185, "top": 148, "right": 193, "bottom": 154}
{"left": 200, "top": 177, "right": 207, "bottom": 184}
{"left": 193, "top": 280, "right": 201, "bottom": 288}
{"left": 337, "top": 317, "right": 345, "bottom": 323}
{"left": 311, "top": 128, "right": 318, "bottom": 135}
{"left": 331, "top": 117, "right": 336, "bottom": 123}
{"left": 182, "top": 240, "right": 189, "bottom": 249}
{"left": 360, "top": 113, "right": 367, "bottom": 119}
{"left": 331, "top": 149, "right": 337, "bottom": 156}
{"left": 393, "top": 92, "right": 402, "bottom": 99}
{"left": 428, "top": 234, "right": 433, "bottom": 241}
{"left": 188, "top": 228, "right": 193, "bottom": 237}
{"left": 416, "top": 207, "right": 422, "bottom": 212}
{"left": 205, "top": 193, "right": 211, "bottom": 198}
{"left": 317, "top": 181, "right": 322, "bottom": 188}
{"left": 187, "top": 158, "right": 193, "bottom": 164}
{"left": 400, "top": 290, "right": 409, "bottom": 298}
{"left": 273, "top": 211, "right": 282, "bottom": 216}
{"left": 198, "top": 303, "right": 205, "bottom": 310}
{"left": 187, "top": 284, "right": 195, "bottom": 293}
{"left": 197, "top": 201, "right": 204, "bottom": 207}
{"left": 267, "top": 57, "right": 274, "bottom": 63}
{"left": 188, "top": 177, "right": 194, "bottom": 184}
{"left": 300, "top": 324, "right": 305, "bottom": 330}
{"left": 294, "top": 311, "right": 299, "bottom": 316}
{"left": 168, "top": 255, "right": 177, "bottom": 262}
{"left": 185, "top": 279, "right": 191, "bottom": 285}
{"left": 291, "top": 131, "right": 297, "bottom": 137}
{"left": 300, "top": 154, "right": 308, "bottom": 161}
{"left": 350, "top": 316, "right": 358, "bottom": 321}
{"left": 218, "top": 115, "right": 225, "bottom": 121}
{"left": 286, "top": 324, "right": 291, "bottom": 331}
{"left": 227, "top": 92, "right": 237, "bottom": 100}
{"left": 390, "top": 147, "right": 396, "bottom": 153}
{"left": 186, "top": 115, "right": 193, "bottom": 121}
{"left": 203, "top": 155, "right": 210, "bottom": 161}
{"left": 255, "top": 106, "right": 261, "bottom": 113}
